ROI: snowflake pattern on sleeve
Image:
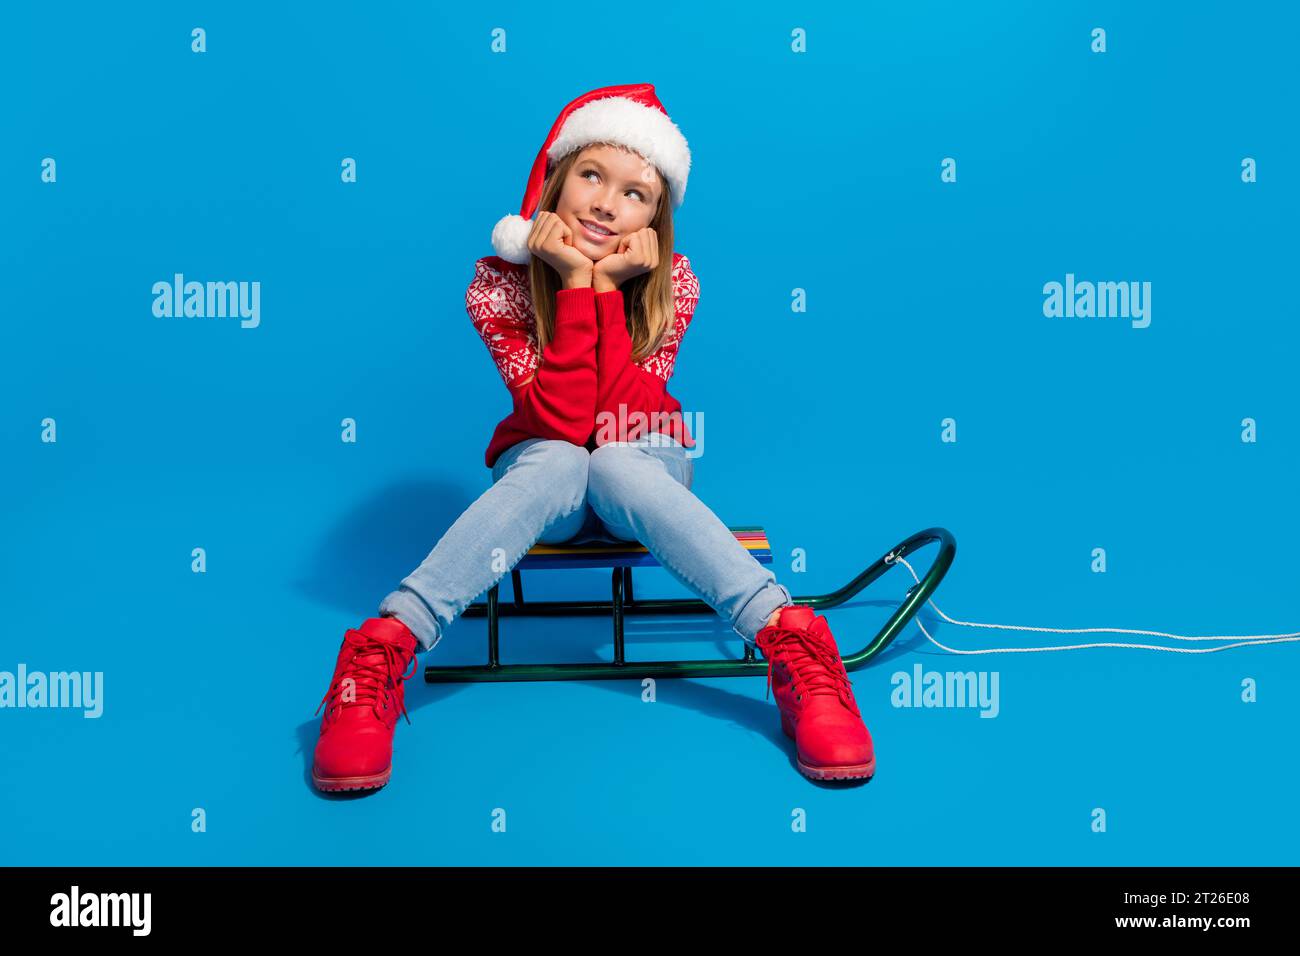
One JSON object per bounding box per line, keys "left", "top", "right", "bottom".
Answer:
{"left": 466, "top": 258, "right": 539, "bottom": 389}
{"left": 635, "top": 252, "right": 699, "bottom": 383}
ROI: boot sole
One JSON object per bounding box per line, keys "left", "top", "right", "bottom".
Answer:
{"left": 312, "top": 764, "right": 392, "bottom": 792}
{"left": 796, "top": 755, "right": 876, "bottom": 781}
{"left": 782, "top": 715, "right": 875, "bottom": 781}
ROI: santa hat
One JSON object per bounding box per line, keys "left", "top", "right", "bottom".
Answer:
{"left": 491, "top": 83, "right": 691, "bottom": 264}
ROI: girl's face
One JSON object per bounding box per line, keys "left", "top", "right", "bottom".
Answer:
{"left": 555, "top": 144, "right": 662, "bottom": 261}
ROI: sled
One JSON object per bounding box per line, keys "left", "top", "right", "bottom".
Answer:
{"left": 423, "top": 525, "right": 956, "bottom": 683}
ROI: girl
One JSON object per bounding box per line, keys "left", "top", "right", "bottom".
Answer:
{"left": 311, "top": 84, "right": 874, "bottom": 791}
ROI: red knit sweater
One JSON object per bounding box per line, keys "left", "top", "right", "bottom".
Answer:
{"left": 467, "top": 252, "right": 700, "bottom": 469}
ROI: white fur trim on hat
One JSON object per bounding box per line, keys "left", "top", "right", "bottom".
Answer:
{"left": 548, "top": 96, "right": 691, "bottom": 208}
{"left": 491, "top": 213, "right": 533, "bottom": 264}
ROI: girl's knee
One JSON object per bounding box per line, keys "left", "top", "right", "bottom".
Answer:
{"left": 534, "top": 439, "right": 589, "bottom": 462}
{"left": 531, "top": 439, "right": 592, "bottom": 509}
{"left": 587, "top": 442, "right": 637, "bottom": 490}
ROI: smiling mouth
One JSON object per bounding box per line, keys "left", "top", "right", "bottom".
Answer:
{"left": 579, "top": 219, "right": 616, "bottom": 239}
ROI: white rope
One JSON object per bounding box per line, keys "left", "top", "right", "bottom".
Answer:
{"left": 885, "top": 553, "right": 1300, "bottom": 655}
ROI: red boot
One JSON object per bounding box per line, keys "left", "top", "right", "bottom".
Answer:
{"left": 312, "top": 616, "right": 419, "bottom": 792}
{"left": 755, "top": 605, "right": 876, "bottom": 781}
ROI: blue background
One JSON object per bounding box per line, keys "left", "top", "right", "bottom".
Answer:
{"left": 2, "top": 1, "right": 1296, "bottom": 865}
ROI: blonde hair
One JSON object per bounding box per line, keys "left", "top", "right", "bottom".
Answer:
{"left": 527, "top": 143, "right": 677, "bottom": 362}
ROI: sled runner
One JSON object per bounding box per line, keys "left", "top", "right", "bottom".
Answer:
{"left": 423, "top": 526, "right": 956, "bottom": 683}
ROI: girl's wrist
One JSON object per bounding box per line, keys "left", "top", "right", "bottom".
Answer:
{"left": 562, "top": 274, "right": 593, "bottom": 290}
{"left": 593, "top": 276, "right": 619, "bottom": 294}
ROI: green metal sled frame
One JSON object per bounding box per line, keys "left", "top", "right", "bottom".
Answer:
{"left": 424, "top": 526, "right": 956, "bottom": 683}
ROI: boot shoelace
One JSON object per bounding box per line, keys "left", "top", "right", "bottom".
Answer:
{"left": 758, "top": 626, "right": 860, "bottom": 717}
{"left": 315, "top": 632, "right": 417, "bottom": 725}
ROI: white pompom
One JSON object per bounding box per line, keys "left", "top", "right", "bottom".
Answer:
{"left": 491, "top": 214, "right": 533, "bottom": 264}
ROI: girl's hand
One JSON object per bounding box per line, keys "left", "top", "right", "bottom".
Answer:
{"left": 593, "top": 227, "right": 659, "bottom": 293}
{"left": 528, "top": 211, "right": 594, "bottom": 288}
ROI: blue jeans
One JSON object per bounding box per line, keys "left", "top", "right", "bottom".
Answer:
{"left": 378, "top": 433, "right": 793, "bottom": 653}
